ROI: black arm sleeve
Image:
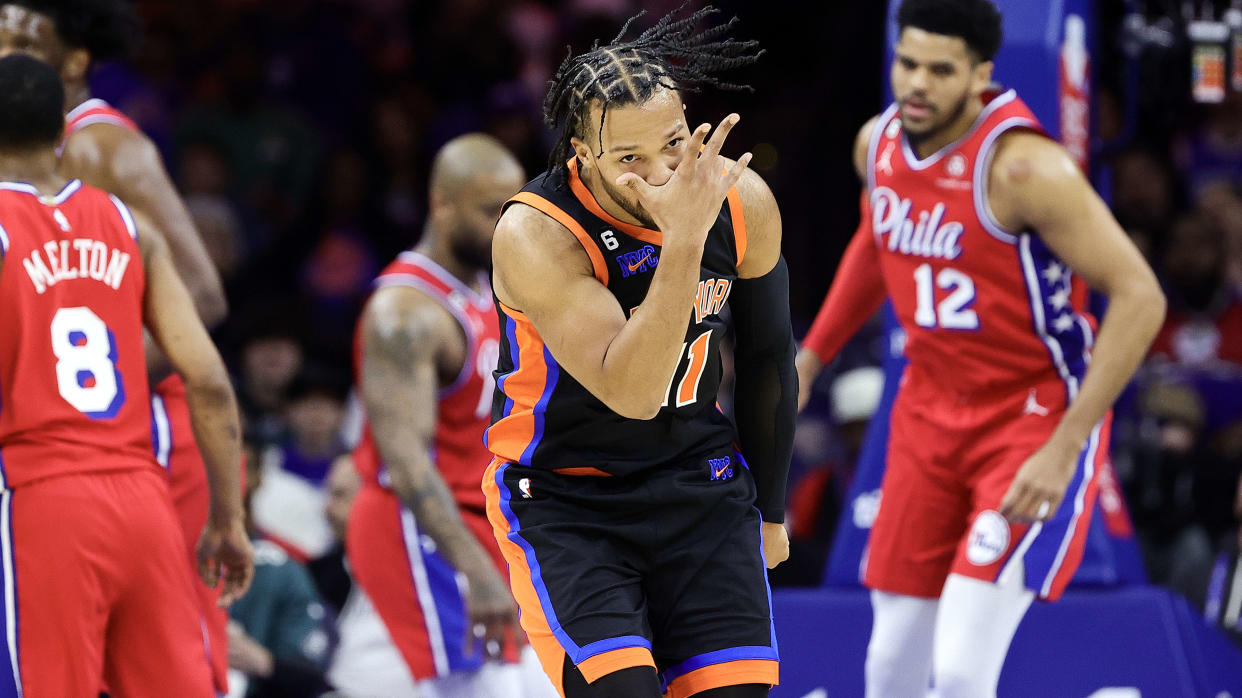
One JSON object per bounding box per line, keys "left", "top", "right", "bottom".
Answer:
{"left": 729, "top": 256, "right": 797, "bottom": 523}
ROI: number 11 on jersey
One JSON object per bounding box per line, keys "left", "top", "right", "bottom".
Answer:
{"left": 661, "top": 329, "right": 712, "bottom": 408}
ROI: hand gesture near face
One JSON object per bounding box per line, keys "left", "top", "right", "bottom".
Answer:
{"left": 616, "top": 113, "right": 752, "bottom": 246}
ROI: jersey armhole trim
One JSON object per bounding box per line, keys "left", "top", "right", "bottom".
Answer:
{"left": 726, "top": 185, "right": 747, "bottom": 267}
{"left": 507, "top": 192, "right": 610, "bottom": 286}
{"left": 0, "top": 219, "right": 9, "bottom": 258}
{"left": 107, "top": 194, "right": 139, "bottom": 241}
{"left": 866, "top": 104, "right": 900, "bottom": 193}
{"left": 972, "top": 117, "right": 1039, "bottom": 246}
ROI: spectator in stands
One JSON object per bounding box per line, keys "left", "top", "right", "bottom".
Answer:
{"left": 308, "top": 453, "right": 359, "bottom": 617}
{"left": 1150, "top": 211, "right": 1242, "bottom": 367}
{"left": 251, "top": 366, "right": 349, "bottom": 561}
{"left": 229, "top": 450, "right": 335, "bottom": 698}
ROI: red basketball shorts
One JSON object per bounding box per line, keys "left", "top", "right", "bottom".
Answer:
{"left": 864, "top": 377, "right": 1108, "bottom": 601}
{"left": 151, "top": 375, "right": 230, "bottom": 693}
{"left": 1, "top": 468, "right": 214, "bottom": 697}
{"left": 346, "top": 483, "right": 516, "bottom": 682}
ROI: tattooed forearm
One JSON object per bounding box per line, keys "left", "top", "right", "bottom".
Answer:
{"left": 362, "top": 295, "right": 495, "bottom": 576}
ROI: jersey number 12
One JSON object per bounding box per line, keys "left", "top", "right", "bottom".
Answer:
{"left": 913, "top": 264, "right": 979, "bottom": 330}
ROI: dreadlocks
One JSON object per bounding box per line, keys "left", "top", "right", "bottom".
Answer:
{"left": 543, "top": 3, "right": 763, "bottom": 181}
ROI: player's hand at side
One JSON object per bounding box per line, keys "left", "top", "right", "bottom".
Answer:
{"left": 761, "top": 521, "right": 790, "bottom": 569}
{"left": 999, "top": 437, "right": 1080, "bottom": 524}
{"left": 616, "top": 113, "right": 752, "bottom": 245}
{"left": 197, "top": 517, "right": 255, "bottom": 607}
{"left": 464, "top": 567, "right": 523, "bottom": 660}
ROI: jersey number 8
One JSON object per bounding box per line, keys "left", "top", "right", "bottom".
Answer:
{"left": 51, "top": 306, "right": 126, "bottom": 419}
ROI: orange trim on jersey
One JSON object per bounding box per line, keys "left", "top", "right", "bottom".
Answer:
{"left": 482, "top": 457, "right": 568, "bottom": 698}
{"left": 508, "top": 191, "right": 610, "bottom": 286}
{"left": 665, "top": 659, "right": 780, "bottom": 698}
{"left": 578, "top": 646, "right": 656, "bottom": 683}
{"left": 551, "top": 466, "right": 613, "bottom": 477}
{"left": 566, "top": 158, "right": 664, "bottom": 246}
{"left": 726, "top": 185, "right": 747, "bottom": 267}
{"left": 486, "top": 303, "right": 552, "bottom": 465}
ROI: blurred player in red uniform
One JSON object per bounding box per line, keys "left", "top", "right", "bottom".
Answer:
{"left": 0, "top": 54, "right": 251, "bottom": 698}
{"left": 797, "top": 1, "right": 1165, "bottom": 695}
{"left": 350, "top": 134, "right": 552, "bottom": 697}
{"left": 0, "top": 1, "right": 235, "bottom": 690}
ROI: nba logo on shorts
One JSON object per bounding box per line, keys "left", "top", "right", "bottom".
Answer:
{"left": 966, "top": 510, "right": 1010, "bottom": 565}
{"left": 708, "top": 456, "right": 733, "bottom": 481}
{"left": 519, "top": 477, "right": 533, "bottom": 499}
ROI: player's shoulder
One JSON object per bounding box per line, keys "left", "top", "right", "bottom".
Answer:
{"left": 988, "top": 130, "right": 1079, "bottom": 191}
{"left": 364, "top": 281, "right": 458, "bottom": 347}
{"left": 61, "top": 119, "right": 158, "bottom": 181}
{"left": 495, "top": 193, "right": 592, "bottom": 270}
{"left": 854, "top": 113, "right": 884, "bottom": 178}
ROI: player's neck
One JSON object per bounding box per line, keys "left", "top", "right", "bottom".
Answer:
{"left": 412, "top": 237, "right": 484, "bottom": 293}
{"left": 0, "top": 148, "right": 66, "bottom": 191}
{"left": 910, "top": 99, "right": 985, "bottom": 160}
{"left": 62, "top": 84, "right": 92, "bottom": 115}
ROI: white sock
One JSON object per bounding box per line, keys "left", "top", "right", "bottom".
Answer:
{"left": 865, "top": 590, "right": 939, "bottom": 698}
{"left": 932, "top": 571, "right": 1034, "bottom": 698}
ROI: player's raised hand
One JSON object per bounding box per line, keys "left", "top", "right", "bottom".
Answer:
{"left": 999, "top": 437, "right": 1080, "bottom": 524}
{"left": 197, "top": 517, "right": 255, "bottom": 607}
{"left": 463, "top": 567, "right": 523, "bottom": 660}
{"left": 616, "top": 113, "right": 752, "bottom": 245}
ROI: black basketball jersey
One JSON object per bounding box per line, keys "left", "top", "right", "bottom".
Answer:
{"left": 485, "top": 158, "right": 748, "bottom": 476}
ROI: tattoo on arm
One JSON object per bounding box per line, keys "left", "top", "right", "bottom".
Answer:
{"left": 362, "top": 301, "right": 491, "bottom": 575}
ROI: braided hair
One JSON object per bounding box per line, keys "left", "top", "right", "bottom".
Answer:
{"left": 542, "top": 3, "right": 763, "bottom": 181}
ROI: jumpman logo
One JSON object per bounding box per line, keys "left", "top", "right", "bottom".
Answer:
{"left": 1023, "top": 389, "right": 1049, "bottom": 417}
{"left": 878, "top": 142, "right": 895, "bottom": 176}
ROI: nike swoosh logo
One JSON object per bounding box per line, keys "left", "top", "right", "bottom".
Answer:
{"left": 714, "top": 466, "right": 730, "bottom": 478}
{"left": 628, "top": 252, "right": 652, "bottom": 272}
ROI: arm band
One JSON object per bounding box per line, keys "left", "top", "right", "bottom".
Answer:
{"left": 731, "top": 256, "right": 797, "bottom": 522}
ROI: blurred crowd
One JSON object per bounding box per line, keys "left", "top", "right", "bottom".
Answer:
{"left": 87, "top": 0, "right": 1242, "bottom": 689}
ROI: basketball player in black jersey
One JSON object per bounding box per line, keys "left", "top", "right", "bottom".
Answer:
{"left": 482, "top": 6, "right": 796, "bottom": 698}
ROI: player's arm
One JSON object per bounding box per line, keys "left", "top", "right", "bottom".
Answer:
{"left": 729, "top": 169, "right": 796, "bottom": 567}
{"left": 795, "top": 116, "right": 886, "bottom": 409}
{"left": 494, "top": 116, "right": 750, "bottom": 420}
{"left": 138, "top": 221, "right": 253, "bottom": 605}
{"left": 990, "top": 132, "right": 1166, "bottom": 523}
{"left": 359, "top": 287, "right": 516, "bottom": 653}
{"left": 63, "top": 124, "right": 227, "bottom": 326}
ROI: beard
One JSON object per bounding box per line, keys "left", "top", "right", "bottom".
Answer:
{"left": 596, "top": 173, "right": 658, "bottom": 229}
{"left": 902, "top": 90, "right": 972, "bottom": 147}
{"left": 449, "top": 230, "right": 492, "bottom": 272}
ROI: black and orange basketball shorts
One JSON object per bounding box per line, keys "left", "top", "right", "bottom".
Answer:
{"left": 483, "top": 450, "right": 780, "bottom": 698}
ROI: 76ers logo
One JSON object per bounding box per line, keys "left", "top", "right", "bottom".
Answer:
{"left": 870, "top": 186, "right": 964, "bottom": 260}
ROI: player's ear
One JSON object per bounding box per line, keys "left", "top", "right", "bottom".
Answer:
{"left": 61, "top": 48, "right": 90, "bottom": 84}
{"left": 971, "top": 59, "right": 995, "bottom": 97}
{"left": 569, "top": 136, "right": 592, "bottom": 171}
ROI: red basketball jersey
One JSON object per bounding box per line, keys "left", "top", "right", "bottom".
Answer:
{"left": 868, "top": 89, "right": 1097, "bottom": 403}
{"left": 0, "top": 180, "right": 155, "bottom": 488}
{"left": 353, "top": 251, "right": 500, "bottom": 513}
{"left": 63, "top": 98, "right": 139, "bottom": 139}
